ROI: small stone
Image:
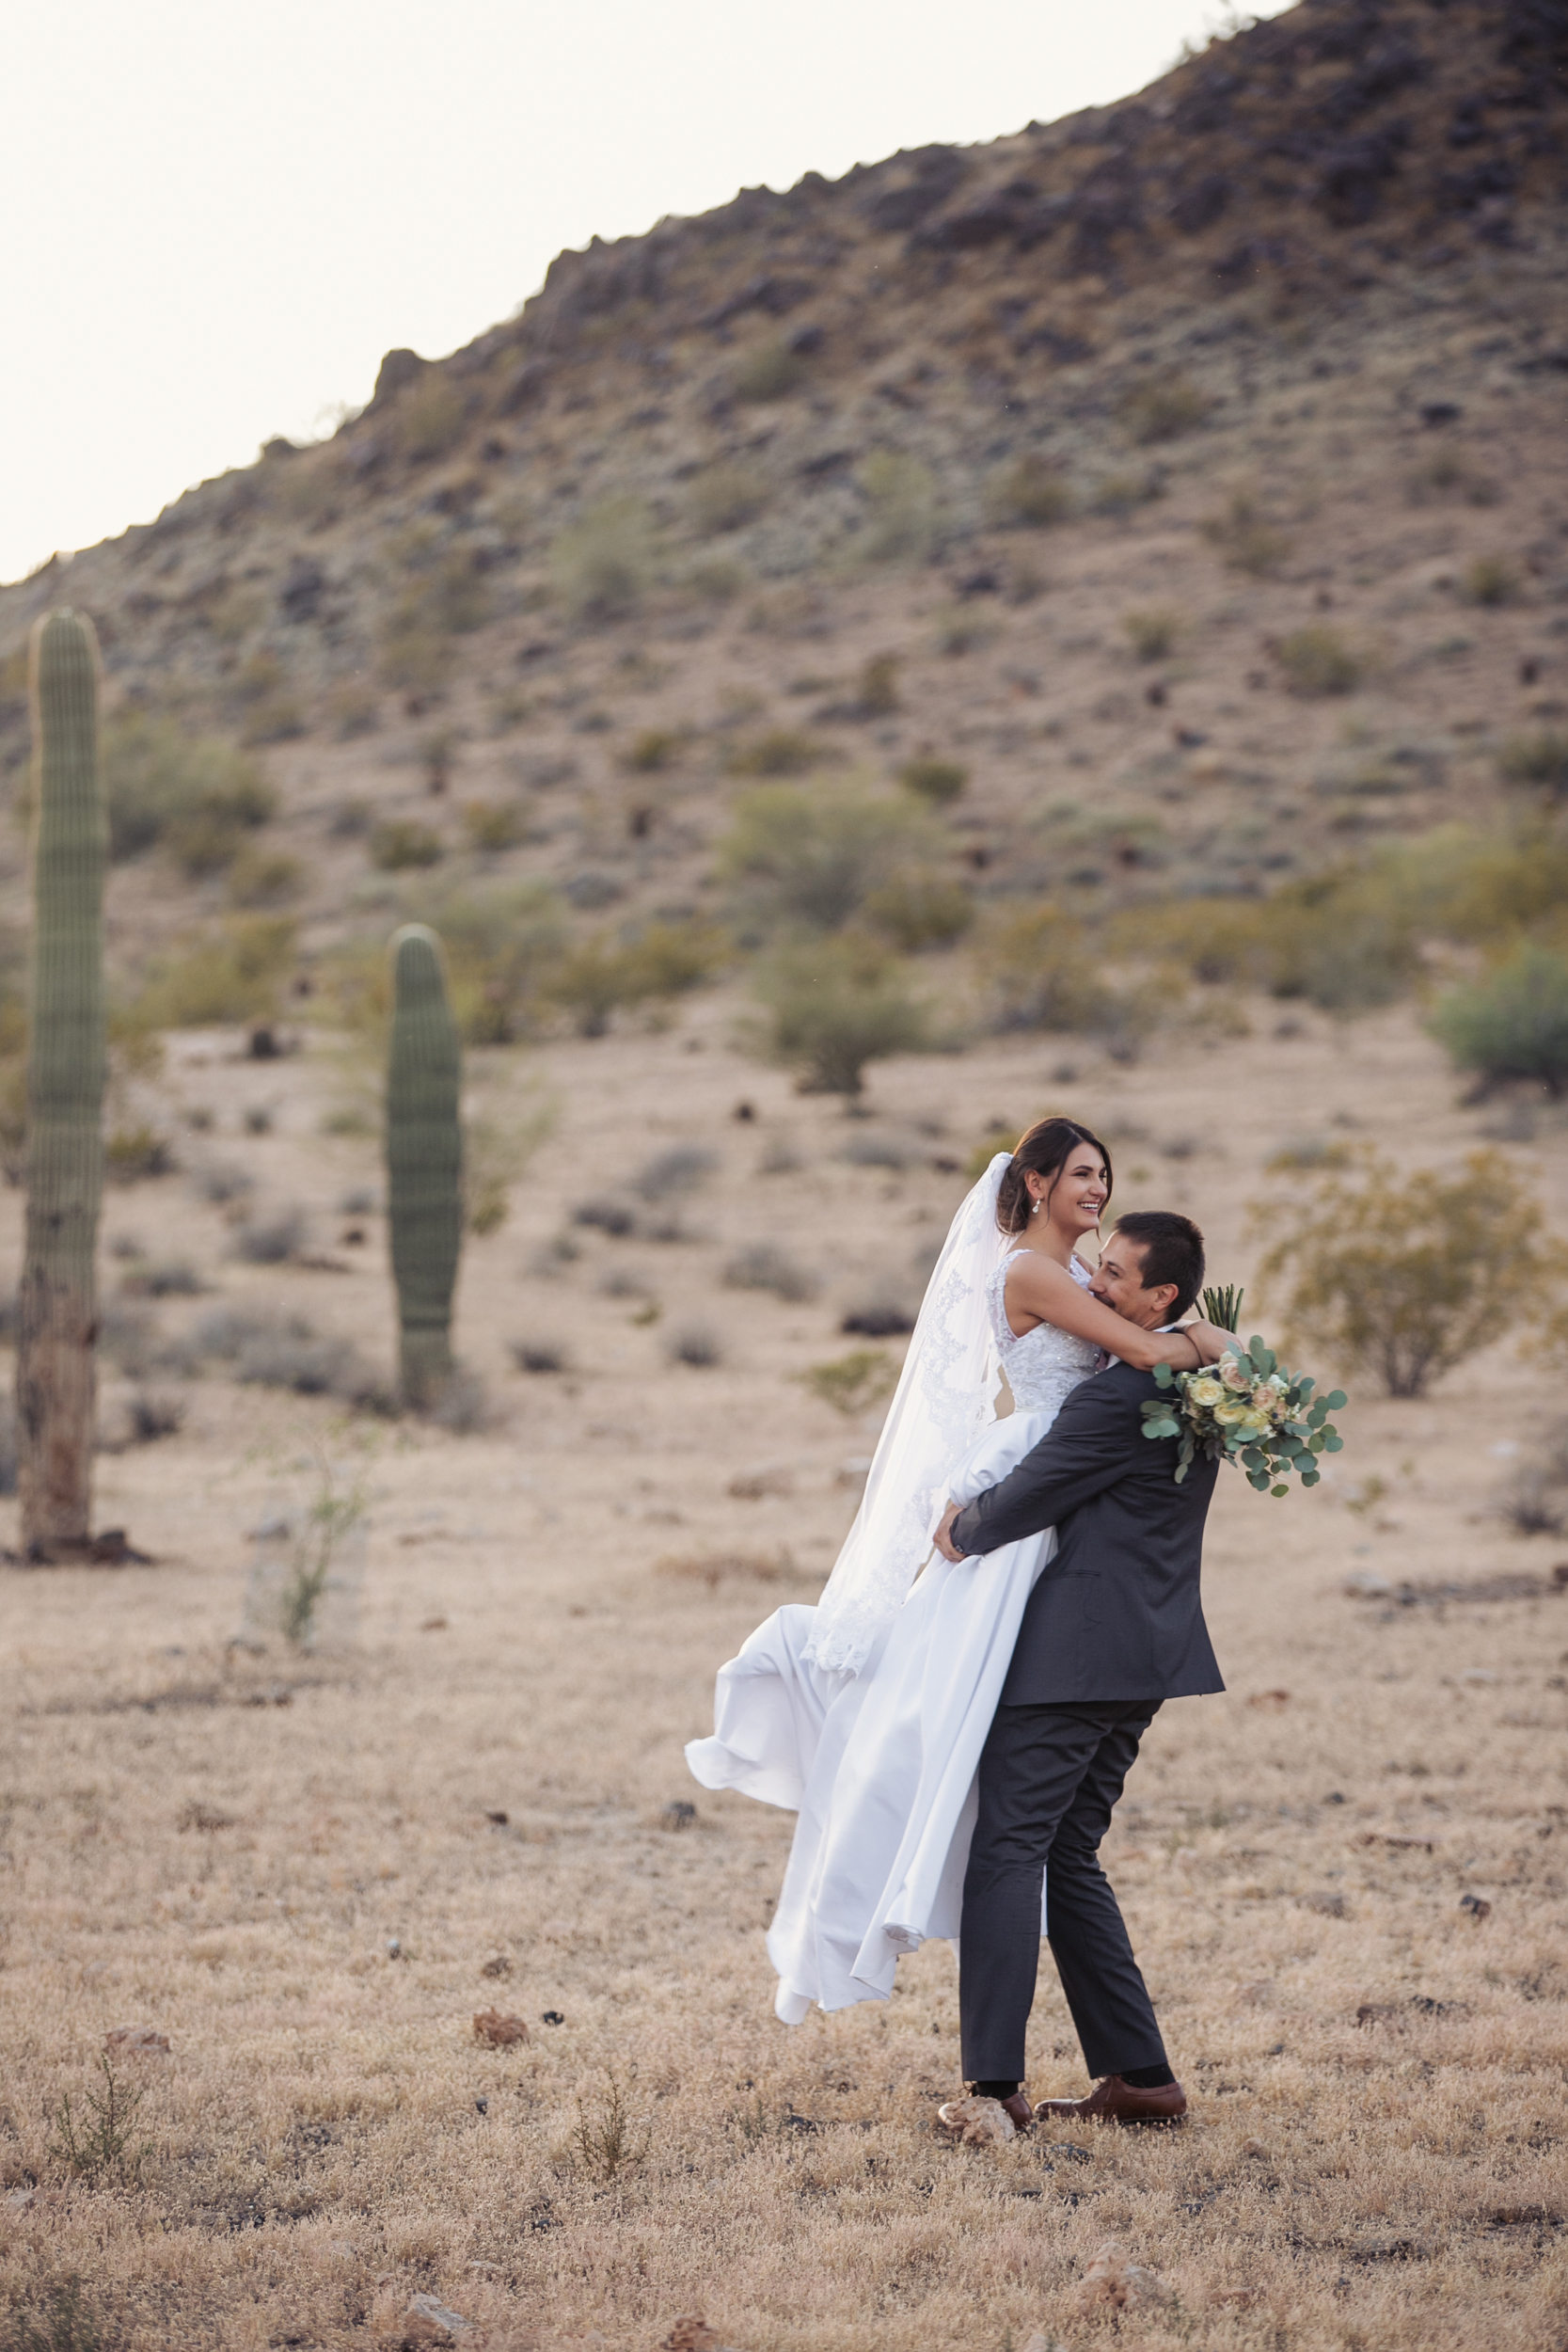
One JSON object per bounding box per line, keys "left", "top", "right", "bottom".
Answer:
{"left": 1242, "top": 2137, "right": 1272, "bottom": 2159}
{"left": 662, "top": 2324, "right": 721, "bottom": 2352}
{"left": 935, "top": 2094, "right": 1016, "bottom": 2147}
{"left": 474, "top": 2099, "right": 488, "bottom": 2115}
{"left": 1461, "top": 1893, "right": 1493, "bottom": 1920}
{"left": 387, "top": 1938, "right": 402, "bottom": 1959}
{"left": 662, "top": 1801, "right": 697, "bottom": 1830}
{"left": 480, "top": 1953, "right": 512, "bottom": 1978}
{"left": 1076, "top": 2240, "right": 1174, "bottom": 2312}
{"left": 473, "top": 2008, "right": 529, "bottom": 2046}
{"left": 403, "top": 2293, "right": 474, "bottom": 2342}
{"left": 541, "top": 2010, "right": 565, "bottom": 2026}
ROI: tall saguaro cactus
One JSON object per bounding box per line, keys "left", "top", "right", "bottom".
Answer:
{"left": 19, "top": 611, "right": 107, "bottom": 1559}
{"left": 386, "top": 925, "right": 462, "bottom": 1406}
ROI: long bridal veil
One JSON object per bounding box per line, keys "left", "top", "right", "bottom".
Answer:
{"left": 804, "top": 1152, "right": 1012, "bottom": 1674}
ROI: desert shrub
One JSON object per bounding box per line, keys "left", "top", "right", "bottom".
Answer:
{"left": 858, "top": 654, "right": 902, "bottom": 716}
{"left": 230, "top": 1207, "right": 307, "bottom": 1264}
{"left": 899, "top": 757, "right": 967, "bottom": 806}
{"left": 665, "top": 1322, "right": 721, "bottom": 1367}
{"left": 932, "top": 606, "right": 998, "bottom": 657}
{"left": 1092, "top": 471, "right": 1163, "bottom": 517}
{"left": 859, "top": 452, "right": 937, "bottom": 564}
{"left": 689, "top": 464, "right": 769, "bottom": 535}
{"left": 624, "top": 729, "right": 684, "bottom": 774}
{"left": 1462, "top": 555, "right": 1519, "bottom": 608}
{"left": 1123, "top": 607, "right": 1181, "bottom": 661}
{"left": 986, "top": 453, "right": 1071, "bottom": 528}
{"left": 370, "top": 820, "right": 444, "bottom": 871}
{"left": 329, "top": 879, "right": 567, "bottom": 1047}
{"left": 753, "top": 937, "right": 928, "bottom": 1096}
{"left": 840, "top": 1130, "right": 917, "bottom": 1169}
{"left": 1497, "top": 1465, "right": 1566, "bottom": 1536}
{"left": 574, "top": 1197, "right": 637, "bottom": 1236}
{"left": 461, "top": 800, "right": 529, "bottom": 852}
{"left": 725, "top": 728, "right": 822, "bottom": 779}
{"left": 135, "top": 917, "right": 295, "bottom": 1029}
{"left": 396, "top": 374, "right": 467, "bottom": 462}
{"left": 232, "top": 651, "right": 307, "bottom": 746}
{"left": 128, "top": 1391, "right": 185, "bottom": 1443}
{"left": 1107, "top": 897, "right": 1272, "bottom": 989}
{"left": 430, "top": 1368, "right": 493, "bottom": 1432}
{"left": 798, "top": 1348, "right": 898, "bottom": 1417}
{"left": 723, "top": 1244, "right": 818, "bottom": 1303}
{"left": 191, "top": 1160, "right": 253, "bottom": 1205}
{"left": 1405, "top": 450, "right": 1500, "bottom": 507}
{"left": 1119, "top": 372, "right": 1208, "bottom": 444}
{"left": 721, "top": 786, "right": 934, "bottom": 933}
{"left": 1202, "top": 489, "right": 1291, "bottom": 576}
{"left": 1499, "top": 730, "right": 1568, "bottom": 797}
{"left": 1252, "top": 1145, "right": 1562, "bottom": 1397}
{"left": 120, "top": 1256, "right": 204, "bottom": 1298}
{"left": 511, "top": 1339, "right": 569, "bottom": 1374}
{"left": 227, "top": 846, "right": 302, "bottom": 906}
{"left": 546, "top": 921, "right": 727, "bottom": 1039}
{"left": 636, "top": 1145, "right": 717, "bottom": 1201}
{"left": 104, "top": 1125, "right": 176, "bottom": 1183}
{"left": 841, "top": 1291, "right": 916, "bottom": 1337}
{"left": 687, "top": 556, "right": 749, "bottom": 602}
{"left": 863, "top": 872, "right": 975, "bottom": 951}
{"left": 550, "top": 498, "right": 656, "bottom": 621}
{"left": 978, "top": 905, "right": 1117, "bottom": 1035}
{"left": 103, "top": 714, "right": 277, "bottom": 868}
{"left": 1430, "top": 944, "right": 1568, "bottom": 1096}
{"left": 237, "top": 1327, "right": 358, "bottom": 1396}
{"left": 734, "top": 341, "right": 806, "bottom": 403}
{"left": 1277, "top": 627, "right": 1364, "bottom": 696}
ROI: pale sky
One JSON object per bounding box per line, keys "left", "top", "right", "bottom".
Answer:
{"left": 5, "top": 0, "right": 1291, "bottom": 587}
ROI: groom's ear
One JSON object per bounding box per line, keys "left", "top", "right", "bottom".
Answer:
{"left": 1146, "top": 1279, "right": 1180, "bottom": 1318}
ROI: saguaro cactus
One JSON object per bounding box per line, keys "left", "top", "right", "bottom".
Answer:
{"left": 19, "top": 611, "right": 107, "bottom": 1558}
{"left": 386, "top": 925, "right": 462, "bottom": 1406}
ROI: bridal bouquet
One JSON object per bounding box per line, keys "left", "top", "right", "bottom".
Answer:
{"left": 1140, "top": 1289, "right": 1345, "bottom": 1496}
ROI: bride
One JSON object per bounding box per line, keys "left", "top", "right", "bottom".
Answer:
{"left": 686, "top": 1116, "right": 1227, "bottom": 2024}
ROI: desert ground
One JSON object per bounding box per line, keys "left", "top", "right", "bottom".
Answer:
{"left": 3, "top": 990, "right": 1567, "bottom": 2352}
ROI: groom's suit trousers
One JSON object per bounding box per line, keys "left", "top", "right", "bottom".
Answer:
{"left": 959, "top": 1699, "right": 1166, "bottom": 2085}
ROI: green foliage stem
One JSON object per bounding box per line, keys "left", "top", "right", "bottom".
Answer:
{"left": 386, "top": 926, "right": 462, "bottom": 1407}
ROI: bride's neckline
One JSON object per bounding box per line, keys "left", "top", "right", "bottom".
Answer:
{"left": 1002, "top": 1242, "right": 1095, "bottom": 1284}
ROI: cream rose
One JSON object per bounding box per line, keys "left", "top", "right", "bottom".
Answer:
{"left": 1220, "top": 1358, "right": 1251, "bottom": 1392}
{"left": 1187, "top": 1376, "right": 1225, "bottom": 1409}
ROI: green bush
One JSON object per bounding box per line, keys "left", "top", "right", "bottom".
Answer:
{"left": 1277, "top": 626, "right": 1364, "bottom": 696}
{"left": 227, "top": 846, "right": 302, "bottom": 906}
{"left": 550, "top": 498, "right": 656, "bottom": 621}
{"left": 624, "top": 729, "right": 684, "bottom": 774}
{"left": 726, "top": 729, "right": 822, "bottom": 779}
{"left": 135, "top": 918, "right": 296, "bottom": 1029}
{"left": 1253, "top": 1145, "right": 1561, "bottom": 1397}
{"left": 1202, "top": 490, "right": 1291, "bottom": 577}
{"left": 1119, "top": 372, "right": 1209, "bottom": 445}
{"left": 754, "top": 938, "right": 928, "bottom": 1096}
{"left": 370, "top": 820, "right": 445, "bottom": 872}
{"left": 720, "top": 786, "right": 934, "bottom": 932}
{"left": 1499, "top": 731, "right": 1568, "bottom": 796}
{"left": 734, "top": 342, "right": 806, "bottom": 403}
{"left": 462, "top": 800, "right": 529, "bottom": 852}
{"left": 546, "top": 920, "right": 728, "bottom": 1039}
{"left": 858, "top": 452, "right": 937, "bottom": 564}
{"left": 863, "top": 872, "right": 975, "bottom": 951}
{"left": 103, "top": 715, "right": 277, "bottom": 866}
{"left": 689, "top": 465, "right": 769, "bottom": 535}
{"left": 1461, "top": 555, "right": 1519, "bottom": 609}
{"left": 1430, "top": 944, "right": 1568, "bottom": 1096}
{"left": 1123, "top": 607, "right": 1181, "bottom": 661}
{"left": 899, "top": 757, "right": 967, "bottom": 806}
{"left": 978, "top": 905, "right": 1117, "bottom": 1034}
{"left": 395, "top": 374, "right": 468, "bottom": 462}
{"left": 986, "top": 454, "right": 1071, "bottom": 529}
{"left": 858, "top": 654, "right": 901, "bottom": 716}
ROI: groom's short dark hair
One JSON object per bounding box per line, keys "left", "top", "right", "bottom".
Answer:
{"left": 1112, "top": 1211, "right": 1206, "bottom": 1320}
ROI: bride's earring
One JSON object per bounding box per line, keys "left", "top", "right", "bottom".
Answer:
{"left": 1030, "top": 1196, "right": 1042, "bottom": 1216}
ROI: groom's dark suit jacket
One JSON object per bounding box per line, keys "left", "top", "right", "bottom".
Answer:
{"left": 950, "top": 1359, "right": 1225, "bottom": 1707}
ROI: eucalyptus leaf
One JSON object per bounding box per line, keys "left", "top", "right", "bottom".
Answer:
{"left": 1325, "top": 1391, "right": 1347, "bottom": 1410}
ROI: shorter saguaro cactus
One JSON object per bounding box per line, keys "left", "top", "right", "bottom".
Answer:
{"left": 19, "top": 609, "right": 107, "bottom": 1558}
{"left": 386, "top": 925, "right": 462, "bottom": 1406}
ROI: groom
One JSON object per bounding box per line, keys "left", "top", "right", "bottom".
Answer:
{"left": 933, "top": 1210, "right": 1224, "bottom": 2130}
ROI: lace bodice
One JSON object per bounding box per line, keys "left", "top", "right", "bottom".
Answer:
{"left": 986, "top": 1248, "right": 1104, "bottom": 1415}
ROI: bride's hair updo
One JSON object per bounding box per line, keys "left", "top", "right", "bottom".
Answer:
{"left": 995, "top": 1116, "right": 1113, "bottom": 1235}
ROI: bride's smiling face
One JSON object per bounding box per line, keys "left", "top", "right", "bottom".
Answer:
{"left": 1030, "top": 1144, "right": 1109, "bottom": 1238}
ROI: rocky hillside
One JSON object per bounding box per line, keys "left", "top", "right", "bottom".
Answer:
{"left": 0, "top": 0, "right": 1565, "bottom": 1015}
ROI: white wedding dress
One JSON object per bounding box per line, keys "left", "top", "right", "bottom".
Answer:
{"left": 686, "top": 1153, "right": 1103, "bottom": 2023}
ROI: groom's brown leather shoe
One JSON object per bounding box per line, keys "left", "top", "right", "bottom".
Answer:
{"left": 998, "top": 2092, "right": 1035, "bottom": 2134}
{"left": 1035, "top": 2075, "right": 1187, "bottom": 2127}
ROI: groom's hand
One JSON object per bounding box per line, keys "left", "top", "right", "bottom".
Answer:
{"left": 934, "top": 1502, "right": 965, "bottom": 1563}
